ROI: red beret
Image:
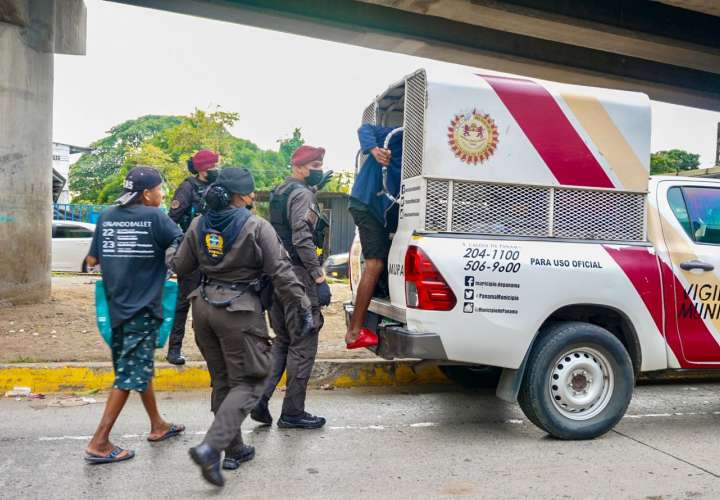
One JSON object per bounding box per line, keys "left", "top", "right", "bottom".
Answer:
{"left": 291, "top": 145, "right": 325, "bottom": 167}
{"left": 191, "top": 150, "right": 219, "bottom": 172}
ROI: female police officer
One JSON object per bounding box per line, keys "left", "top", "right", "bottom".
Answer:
{"left": 171, "top": 167, "right": 314, "bottom": 487}
{"left": 166, "top": 149, "right": 220, "bottom": 365}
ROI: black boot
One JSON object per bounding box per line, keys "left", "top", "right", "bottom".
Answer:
{"left": 277, "top": 412, "right": 326, "bottom": 429}
{"left": 250, "top": 401, "right": 273, "bottom": 425}
{"left": 222, "top": 444, "right": 255, "bottom": 470}
{"left": 166, "top": 346, "right": 186, "bottom": 365}
{"left": 189, "top": 443, "right": 224, "bottom": 487}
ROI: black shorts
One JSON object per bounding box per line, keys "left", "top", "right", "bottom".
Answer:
{"left": 349, "top": 206, "right": 391, "bottom": 261}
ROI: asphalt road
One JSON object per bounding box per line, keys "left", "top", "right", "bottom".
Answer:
{"left": 2, "top": 383, "right": 720, "bottom": 499}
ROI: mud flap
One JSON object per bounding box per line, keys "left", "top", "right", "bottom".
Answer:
{"left": 496, "top": 352, "right": 530, "bottom": 403}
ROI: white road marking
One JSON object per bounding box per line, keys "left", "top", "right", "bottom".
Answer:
{"left": 39, "top": 436, "right": 91, "bottom": 441}
{"left": 36, "top": 410, "right": 720, "bottom": 442}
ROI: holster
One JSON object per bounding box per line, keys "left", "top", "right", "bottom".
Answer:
{"left": 200, "top": 276, "right": 274, "bottom": 312}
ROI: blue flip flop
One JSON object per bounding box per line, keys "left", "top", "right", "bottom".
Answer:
{"left": 147, "top": 423, "right": 185, "bottom": 442}
{"left": 84, "top": 446, "right": 135, "bottom": 464}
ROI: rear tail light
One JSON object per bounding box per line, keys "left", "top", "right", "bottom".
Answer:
{"left": 404, "top": 245, "right": 456, "bottom": 311}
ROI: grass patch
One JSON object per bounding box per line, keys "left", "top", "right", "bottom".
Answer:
{"left": 8, "top": 356, "right": 35, "bottom": 363}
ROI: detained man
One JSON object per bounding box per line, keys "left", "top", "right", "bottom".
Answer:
{"left": 346, "top": 124, "right": 403, "bottom": 346}
{"left": 84, "top": 166, "right": 185, "bottom": 464}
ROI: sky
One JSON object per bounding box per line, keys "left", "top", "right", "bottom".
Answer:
{"left": 53, "top": 0, "right": 720, "bottom": 170}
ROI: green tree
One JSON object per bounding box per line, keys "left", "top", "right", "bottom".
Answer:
{"left": 153, "top": 108, "right": 240, "bottom": 164}
{"left": 323, "top": 170, "right": 354, "bottom": 194}
{"left": 69, "top": 109, "right": 309, "bottom": 203}
{"left": 650, "top": 149, "right": 700, "bottom": 175}
{"left": 69, "top": 115, "right": 182, "bottom": 203}
{"left": 278, "top": 128, "right": 305, "bottom": 165}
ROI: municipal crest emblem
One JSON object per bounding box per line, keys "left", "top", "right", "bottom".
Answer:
{"left": 204, "top": 232, "right": 224, "bottom": 258}
{"left": 448, "top": 110, "right": 499, "bottom": 165}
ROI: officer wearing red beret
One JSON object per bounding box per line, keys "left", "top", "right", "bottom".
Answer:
{"left": 166, "top": 150, "right": 220, "bottom": 365}
{"left": 251, "top": 145, "right": 331, "bottom": 429}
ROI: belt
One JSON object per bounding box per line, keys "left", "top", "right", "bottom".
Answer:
{"left": 200, "top": 277, "right": 262, "bottom": 308}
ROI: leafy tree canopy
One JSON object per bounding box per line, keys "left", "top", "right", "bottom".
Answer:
{"left": 650, "top": 149, "right": 700, "bottom": 175}
{"left": 69, "top": 115, "right": 182, "bottom": 203}
{"left": 69, "top": 109, "right": 320, "bottom": 204}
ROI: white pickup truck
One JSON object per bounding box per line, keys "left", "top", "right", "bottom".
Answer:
{"left": 346, "top": 69, "right": 720, "bottom": 440}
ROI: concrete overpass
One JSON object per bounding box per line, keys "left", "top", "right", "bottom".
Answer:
{"left": 111, "top": 0, "right": 720, "bottom": 112}
{"left": 1, "top": 0, "right": 719, "bottom": 303}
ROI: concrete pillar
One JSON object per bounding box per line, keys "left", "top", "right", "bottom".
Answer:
{"left": 0, "top": 0, "right": 85, "bottom": 305}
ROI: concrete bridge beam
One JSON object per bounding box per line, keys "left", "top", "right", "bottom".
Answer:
{"left": 0, "top": 0, "right": 85, "bottom": 305}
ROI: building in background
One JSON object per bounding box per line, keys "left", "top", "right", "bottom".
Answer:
{"left": 52, "top": 142, "right": 89, "bottom": 203}
{"left": 255, "top": 190, "right": 355, "bottom": 257}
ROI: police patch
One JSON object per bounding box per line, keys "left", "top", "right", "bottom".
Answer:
{"left": 171, "top": 199, "right": 181, "bottom": 209}
{"left": 204, "top": 232, "right": 224, "bottom": 258}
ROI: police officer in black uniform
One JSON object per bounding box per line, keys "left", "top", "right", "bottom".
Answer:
{"left": 166, "top": 149, "right": 220, "bottom": 364}
{"left": 171, "top": 167, "right": 314, "bottom": 487}
{"left": 251, "top": 145, "right": 332, "bottom": 429}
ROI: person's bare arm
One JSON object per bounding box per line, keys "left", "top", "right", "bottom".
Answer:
{"left": 86, "top": 255, "right": 98, "bottom": 268}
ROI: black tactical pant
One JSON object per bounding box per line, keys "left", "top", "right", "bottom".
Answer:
{"left": 191, "top": 297, "right": 271, "bottom": 452}
{"left": 260, "top": 295, "right": 323, "bottom": 417}
{"left": 168, "top": 270, "right": 202, "bottom": 352}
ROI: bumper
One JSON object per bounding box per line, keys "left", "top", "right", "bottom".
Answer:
{"left": 343, "top": 302, "right": 448, "bottom": 361}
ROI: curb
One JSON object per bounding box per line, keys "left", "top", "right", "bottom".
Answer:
{"left": 0, "top": 359, "right": 450, "bottom": 393}
{"left": 3, "top": 361, "right": 720, "bottom": 394}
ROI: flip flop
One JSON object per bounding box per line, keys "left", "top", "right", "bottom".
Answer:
{"left": 84, "top": 446, "right": 135, "bottom": 464}
{"left": 147, "top": 423, "right": 185, "bottom": 442}
{"left": 346, "top": 328, "right": 379, "bottom": 349}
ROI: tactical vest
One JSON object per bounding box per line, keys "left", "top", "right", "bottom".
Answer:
{"left": 269, "top": 182, "right": 329, "bottom": 261}
{"left": 178, "top": 177, "right": 210, "bottom": 232}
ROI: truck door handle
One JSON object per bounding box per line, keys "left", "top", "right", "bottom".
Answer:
{"left": 680, "top": 260, "right": 715, "bottom": 272}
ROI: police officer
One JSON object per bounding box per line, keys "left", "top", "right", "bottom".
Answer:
{"left": 251, "top": 145, "right": 331, "bottom": 429}
{"left": 171, "top": 167, "right": 314, "bottom": 487}
{"left": 166, "top": 149, "right": 220, "bottom": 365}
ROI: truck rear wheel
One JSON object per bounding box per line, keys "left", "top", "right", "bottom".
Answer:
{"left": 518, "top": 321, "right": 634, "bottom": 440}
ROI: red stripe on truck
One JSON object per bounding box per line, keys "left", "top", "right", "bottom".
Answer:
{"left": 482, "top": 75, "right": 614, "bottom": 189}
{"left": 604, "top": 246, "right": 720, "bottom": 368}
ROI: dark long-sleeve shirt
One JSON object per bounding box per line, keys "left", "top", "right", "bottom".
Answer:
{"left": 168, "top": 176, "right": 209, "bottom": 232}
{"left": 170, "top": 213, "right": 310, "bottom": 312}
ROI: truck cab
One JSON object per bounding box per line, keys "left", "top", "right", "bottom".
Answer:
{"left": 346, "top": 69, "right": 720, "bottom": 440}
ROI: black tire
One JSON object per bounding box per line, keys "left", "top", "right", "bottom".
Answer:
{"left": 81, "top": 261, "right": 88, "bottom": 273}
{"left": 440, "top": 365, "right": 502, "bottom": 389}
{"left": 518, "top": 321, "right": 634, "bottom": 440}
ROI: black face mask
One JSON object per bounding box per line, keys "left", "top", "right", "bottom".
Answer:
{"left": 305, "top": 169, "right": 323, "bottom": 186}
{"left": 205, "top": 169, "right": 219, "bottom": 184}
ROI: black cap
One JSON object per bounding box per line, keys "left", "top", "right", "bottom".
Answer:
{"left": 216, "top": 167, "right": 255, "bottom": 196}
{"left": 115, "top": 166, "right": 163, "bottom": 206}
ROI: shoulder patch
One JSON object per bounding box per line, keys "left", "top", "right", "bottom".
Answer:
{"left": 204, "top": 232, "right": 224, "bottom": 258}
{"left": 171, "top": 199, "right": 181, "bottom": 209}
{"left": 305, "top": 208, "right": 319, "bottom": 227}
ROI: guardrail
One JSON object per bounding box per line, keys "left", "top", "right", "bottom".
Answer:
{"left": 53, "top": 204, "right": 108, "bottom": 224}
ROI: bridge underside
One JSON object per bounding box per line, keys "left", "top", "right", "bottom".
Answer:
{"left": 109, "top": 0, "right": 720, "bottom": 111}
